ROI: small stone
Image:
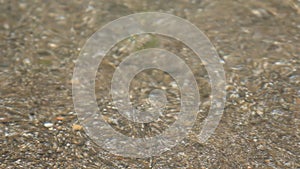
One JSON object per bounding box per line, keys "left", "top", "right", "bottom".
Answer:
{"left": 0, "top": 117, "right": 9, "bottom": 122}
{"left": 295, "top": 98, "right": 300, "bottom": 104}
{"left": 70, "top": 79, "right": 80, "bottom": 85}
{"left": 68, "top": 111, "right": 75, "bottom": 115}
{"left": 271, "top": 109, "right": 284, "bottom": 115}
{"left": 256, "top": 110, "right": 264, "bottom": 116}
{"left": 44, "top": 122, "right": 54, "bottom": 128}
{"left": 251, "top": 8, "right": 269, "bottom": 18}
{"left": 56, "top": 116, "right": 64, "bottom": 121}
{"left": 3, "top": 23, "right": 10, "bottom": 29}
{"left": 19, "top": 3, "right": 27, "bottom": 9}
{"left": 289, "top": 75, "right": 300, "bottom": 84}
{"left": 23, "top": 58, "right": 31, "bottom": 64}
{"left": 257, "top": 144, "right": 265, "bottom": 150}
{"left": 72, "top": 124, "right": 83, "bottom": 131}
{"left": 48, "top": 43, "right": 58, "bottom": 48}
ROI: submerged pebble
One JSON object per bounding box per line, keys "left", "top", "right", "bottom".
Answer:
{"left": 43, "top": 122, "right": 54, "bottom": 128}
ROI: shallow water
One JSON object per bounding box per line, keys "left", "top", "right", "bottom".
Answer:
{"left": 0, "top": 0, "right": 299, "bottom": 168}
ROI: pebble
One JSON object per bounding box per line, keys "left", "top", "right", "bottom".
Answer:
{"left": 23, "top": 58, "right": 31, "bottom": 64}
{"left": 72, "top": 124, "right": 83, "bottom": 131}
{"left": 48, "top": 43, "right": 58, "bottom": 48}
{"left": 251, "top": 8, "right": 269, "bottom": 18}
{"left": 3, "top": 23, "right": 10, "bottom": 29}
{"left": 295, "top": 98, "right": 300, "bottom": 104}
{"left": 289, "top": 75, "right": 300, "bottom": 84}
{"left": 56, "top": 116, "right": 64, "bottom": 121}
{"left": 256, "top": 110, "right": 264, "bottom": 116}
{"left": 44, "top": 122, "right": 54, "bottom": 128}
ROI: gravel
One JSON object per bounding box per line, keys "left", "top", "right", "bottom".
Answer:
{"left": 0, "top": 0, "right": 299, "bottom": 168}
